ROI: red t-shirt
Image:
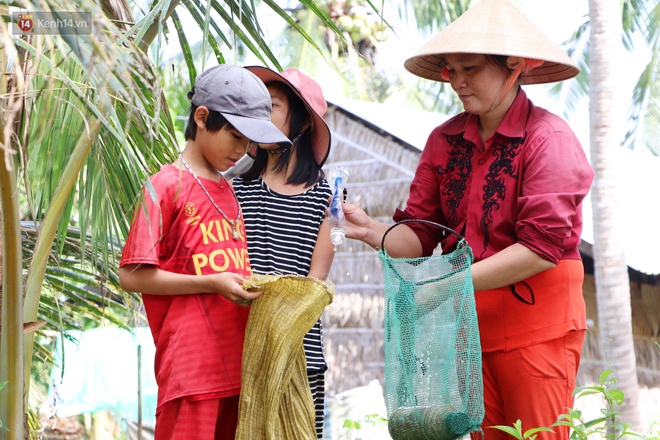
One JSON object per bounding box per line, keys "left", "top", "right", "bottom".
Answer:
{"left": 120, "top": 165, "right": 251, "bottom": 408}
{"left": 394, "top": 89, "right": 594, "bottom": 351}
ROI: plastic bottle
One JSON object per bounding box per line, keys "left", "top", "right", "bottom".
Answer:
{"left": 327, "top": 166, "right": 349, "bottom": 249}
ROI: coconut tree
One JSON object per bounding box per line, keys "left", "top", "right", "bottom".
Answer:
{"left": 588, "top": 0, "right": 641, "bottom": 429}
{"left": 0, "top": 1, "right": 350, "bottom": 438}
{"left": 0, "top": 3, "right": 176, "bottom": 436}
{"left": 554, "top": 0, "right": 660, "bottom": 155}
{"left": 548, "top": 0, "right": 658, "bottom": 427}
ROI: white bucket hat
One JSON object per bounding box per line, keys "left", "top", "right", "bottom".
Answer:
{"left": 404, "top": 0, "right": 580, "bottom": 85}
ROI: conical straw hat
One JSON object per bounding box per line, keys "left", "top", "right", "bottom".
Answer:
{"left": 404, "top": 0, "right": 580, "bottom": 85}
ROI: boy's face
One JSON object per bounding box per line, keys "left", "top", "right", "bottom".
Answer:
{"left": 195, "top": 107, "right": 250, "bottom": 172}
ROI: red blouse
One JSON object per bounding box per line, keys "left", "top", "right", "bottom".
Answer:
{"left": 394, "top": 89, "right": 594, "bottom": 264}
{"left": 393, "top": 90, "right": 595, "bottom": 351}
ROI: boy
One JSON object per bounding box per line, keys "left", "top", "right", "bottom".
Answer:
{"left": 119, "top": 64, "right": 291, "bottom": 440}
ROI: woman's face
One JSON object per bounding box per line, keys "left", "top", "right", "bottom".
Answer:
{"left": 444, "top": 53, "right": 511, "bottom": 116}
{"left": 259, "top": 83, "right": 291, "bottom": 151}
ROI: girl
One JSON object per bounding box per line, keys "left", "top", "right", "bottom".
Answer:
{"left": 232, "top": 67, "right": 334, "bottom": 439}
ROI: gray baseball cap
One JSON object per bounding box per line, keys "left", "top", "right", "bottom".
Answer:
{"left": 189, "top": 64, "right": 292, "bottom": 147}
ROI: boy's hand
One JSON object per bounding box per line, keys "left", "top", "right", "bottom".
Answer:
{"left": 211, "top": 273, "right": 262, "bottom": 307}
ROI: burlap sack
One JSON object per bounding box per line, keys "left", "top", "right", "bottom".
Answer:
{"left": 236, "top": 274, "right": 334, "bottom": 439}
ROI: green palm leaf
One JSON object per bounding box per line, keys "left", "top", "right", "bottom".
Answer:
{"left": 1, "top": 0, "right": 358, "bottom": 436}
{"left": 554, "top": 0, "right": 659, "bottom": 154}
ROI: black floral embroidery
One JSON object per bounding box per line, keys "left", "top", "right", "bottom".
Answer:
{"left": 480, "top": 136, "right": 525, "bottom": 258}
{"left": 436, "top": 135, "right": 474, "bottom": 229}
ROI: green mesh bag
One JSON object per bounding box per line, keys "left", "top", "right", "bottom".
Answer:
{"left": 379, "top": 220, "right": 484, "bottom": 440}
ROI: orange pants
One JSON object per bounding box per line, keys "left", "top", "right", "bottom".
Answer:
{"left": 154, "top": 394, "right": 239, "bottom": 440}
{"left": 473, "top": 330, "right": 585, "bottom": 440}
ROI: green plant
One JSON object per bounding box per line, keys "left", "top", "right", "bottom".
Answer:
{"left": 490, "top": 419, "right": 555, "bottom": 440}
{"left": 553, "top": 370, "right": 641, "bottom": 440}
{"left": 343, "top": 413, "right": 388, "bottom": 440}
{"left": 0, "top": 382, "right": 7, "bottom": 432}
{"left": 491, "top": 369, "right": 659, "bottom": 440}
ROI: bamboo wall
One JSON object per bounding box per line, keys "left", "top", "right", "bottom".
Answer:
{"left": 581, "top": 273, "right": 660, "bottom": 387}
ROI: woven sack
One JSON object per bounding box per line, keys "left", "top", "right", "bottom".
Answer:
{"left": 236, "top": 274, "right": 334, "bottom": 439}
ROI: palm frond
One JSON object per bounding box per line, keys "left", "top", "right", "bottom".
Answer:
{"left": 170, "top": 10, "right": 198, "bottom": 85}
{"left": 624, "top": 49, "right": 660, "bottom": 153}
{"left": 550, "top": 0, "right": 659, "bottom": 155}
{"left": 209, "top": 0, "right": 273, "bottom": 66}
{"left": 398, "top": 0, "right": 471, "bottom": 35}
{"left": 20, "top": 221, "right": 142, "bottom": 386}
{"left": 623, "top": 0, "right": 660, "bottom": 153}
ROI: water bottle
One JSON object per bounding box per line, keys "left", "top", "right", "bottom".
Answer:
{"left": 327, "top": 166, "right": 349, "bottom": 249}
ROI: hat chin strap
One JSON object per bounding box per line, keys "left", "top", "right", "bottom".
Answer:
{"left": 488, "top": 57, "right": 544, "bottom": 112}
{"left": 268, "top": 127, "right": 308, "bottom": 155}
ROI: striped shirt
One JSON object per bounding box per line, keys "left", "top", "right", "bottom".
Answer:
{"left": 233, "top": 175, "right": 332, "bottom": 372}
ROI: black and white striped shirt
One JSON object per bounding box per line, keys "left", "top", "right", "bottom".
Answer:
{"left": 233, "top": 175, "right": 332, "bottom": 372}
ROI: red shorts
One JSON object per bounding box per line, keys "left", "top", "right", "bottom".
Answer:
{"left": 473, "top": 330, "right": 585, "bottom": 440}
{"left": 154, "top": 395, "right": 239, "bottom": 440}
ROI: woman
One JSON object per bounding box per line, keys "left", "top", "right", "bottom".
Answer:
{"left": 339, "top": 0, "right": 594, "bottom": 439}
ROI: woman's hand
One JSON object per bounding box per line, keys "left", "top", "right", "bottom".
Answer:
{"left": 339, "top": 203, "right": 422, "bottom": 257}
{"left": 340, "top": 202, "right": 374, "bottom": 241}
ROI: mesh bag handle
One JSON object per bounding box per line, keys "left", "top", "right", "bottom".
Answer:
{"left": 380, "top": 219, "right": 465, "bottom": 253}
